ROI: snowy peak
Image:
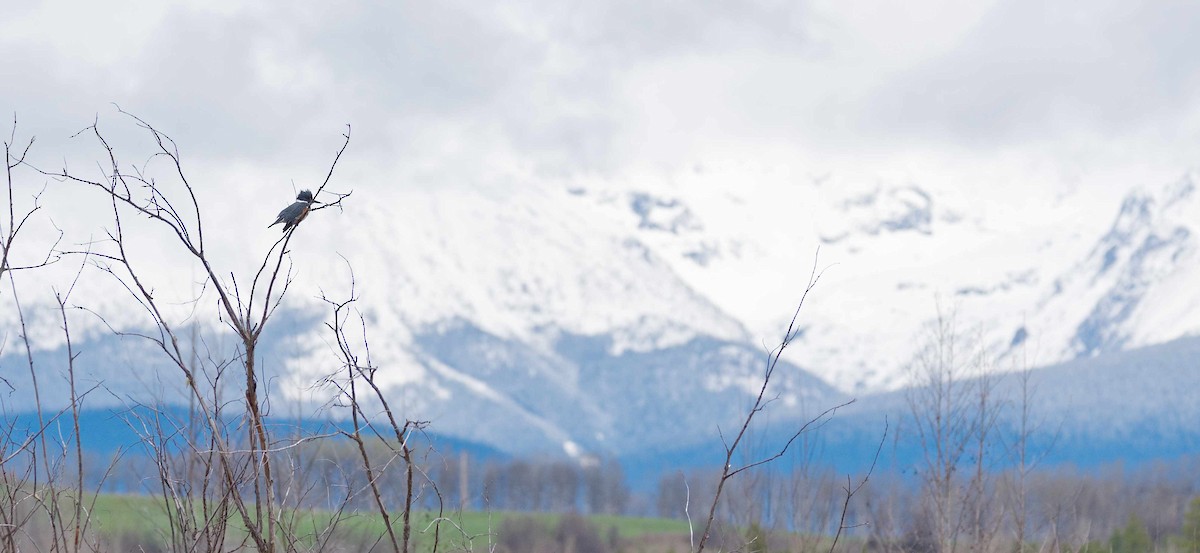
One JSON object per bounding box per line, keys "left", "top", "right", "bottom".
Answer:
{"left": 11, "top": 160, "right": 1200, "bottom": 459}
{"left": 324, "top": 184, "right": 750, "bottom": 352}
{"left": 821, "top": 184, "right": 937, "bottom": 243}
{"left": 1091, "top": 175, "right": 1194, "bottom": 275}
{"left": 1034, "top": 172, "right": 1200, "bottom": 360}
{"left": 628, "top": 191, "right": 703, "bottom": 235}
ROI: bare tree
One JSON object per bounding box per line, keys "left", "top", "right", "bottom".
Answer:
{"left": 693, "top": 253, "right": 865, "bottom": 553}
{"left": 40, "top": 109, "right": 351, "bottom": 552}
{"left": 0, "top": 117, "right": 112, "bottom": 553}
{"left": 904, "top": 305, "right": 1002, "bottom": 553}
{"left": 1, "top": 116, "right": 61, "bottom": 287}
{"left": 314, "top": 263, "right": 465, "bottom": 553}
{"left": 1002, "top": 343, "right": 1056, "bottom": 552}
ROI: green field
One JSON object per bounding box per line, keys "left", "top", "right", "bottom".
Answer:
{"left": 82, "top": 493, "right": 690, "bottom": 551}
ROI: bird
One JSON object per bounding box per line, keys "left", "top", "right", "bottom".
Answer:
{"left": 269, "top": 189, "right": 321, "bottom": 232}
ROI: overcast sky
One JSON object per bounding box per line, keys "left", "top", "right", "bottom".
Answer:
{"left": 4, "top": 0, "right": 1200, "bottom": 202}
{"left": 7, "top": 0, "right": 1200, "bottom": 396}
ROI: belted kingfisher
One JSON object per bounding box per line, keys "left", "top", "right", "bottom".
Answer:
{"left": 269, "top": 189, "right": 321, "bottom": 232}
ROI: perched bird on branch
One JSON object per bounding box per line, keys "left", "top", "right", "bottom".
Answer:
{"left": 269, "top": 189, "right": 320, "bottom": 232}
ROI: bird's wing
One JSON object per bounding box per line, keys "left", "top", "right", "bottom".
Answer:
{"left": 268, "top": 202, "right": 300, "bottom": 227}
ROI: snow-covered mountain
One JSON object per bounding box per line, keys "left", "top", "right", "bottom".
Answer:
{"left": 640, "top": 332, "right": 1200, "bottom": 484}
{"left": 4, "top": 168, "right": 1200, "bottom": 458}
{"left": 1030, "top": 173, "right": 1200, "bottom": 358}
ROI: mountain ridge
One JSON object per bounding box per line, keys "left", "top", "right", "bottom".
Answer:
{"left": 3, "top": 170, "right": 1199, "bottom": 462}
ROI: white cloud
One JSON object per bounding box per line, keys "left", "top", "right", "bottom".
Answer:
{"left": 4, "top": 2, "right": 1194, "bottom": 175}
{"left": 867, "top": 1, "right": 1200, "bottom": 146}
{"left": 2, "top": 0, "right": 1199, "bottom": 223}
{"left": 7, "top": 0, "right": 1200, "bottom": 395}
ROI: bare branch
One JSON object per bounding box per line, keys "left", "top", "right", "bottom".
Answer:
{"left": 695, "top": 249, "right": 849, "bottom": 553}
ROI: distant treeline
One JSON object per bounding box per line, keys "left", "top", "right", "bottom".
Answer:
{"left": 85, "top": 432, "right": 1200, "bottom": 551}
